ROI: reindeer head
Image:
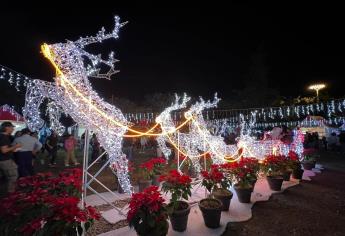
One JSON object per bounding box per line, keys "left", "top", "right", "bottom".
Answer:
{"left": 184, "top": 93, "right": 220, "bottom": 120}
{"left": 41, "top": 16, "right": 127, "bottom": 86}
{"left": 155, "top": 93, "right": 190, "bottom": 124}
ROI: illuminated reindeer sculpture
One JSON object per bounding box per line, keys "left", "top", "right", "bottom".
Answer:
{"left": 23, "top": 16, "right": 132, "bottom": 193}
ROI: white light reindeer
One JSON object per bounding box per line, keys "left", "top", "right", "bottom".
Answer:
{"left": 23, "top": 16, "right": 132, "bottom": 193}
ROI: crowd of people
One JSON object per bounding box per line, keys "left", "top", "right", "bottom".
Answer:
{"left": 0, "top": 121, "right": 80, "bottom": 196}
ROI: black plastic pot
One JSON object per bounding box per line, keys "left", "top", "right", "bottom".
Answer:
{"left": 282, "top": 171, "right": 292, "bottom": 181}
{"left": 199, "top": 198, "right": 222, "bottom": 228}
{"left": 152, "top": 174, "right": 160, "bottom": 187}
{"left": 138, "top": 179, "right": 152, "bottom": 192}
{"left": 234, "top": 184, "right": 253, "bottom": 203}
{"left": 133, "top": 219, "right": 169, "bottom": 236}
{"left": 302, "top": 161, "right": 315, "bottom": 170}
{"left": 266, "top": 176, "right": 284, "bottom": 191}
{"left": 292, "top": 168, "right": 304, "bottom": 180}
{"left": 169, "top": 201, "right": 191, "bottom": 232}
{"left": 212, "top": 188, "right": 233, "bottom": 211}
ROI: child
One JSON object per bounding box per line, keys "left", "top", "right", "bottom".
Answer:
{"left": 64, "top": 134, "right": 79, "bottom": 167}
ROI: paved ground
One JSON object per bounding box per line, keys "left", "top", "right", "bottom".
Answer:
{"left": 2, "top": 148, "right": 344, "bottom": 236}
{"left": 222, "top": 151, "right": 345, "bottom": 236}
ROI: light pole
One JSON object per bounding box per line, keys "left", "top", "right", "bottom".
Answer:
{"left": 308, "top": 83, "right": 326, "bottom": 102}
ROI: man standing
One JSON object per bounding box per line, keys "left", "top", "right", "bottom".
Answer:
{"left": 12, "top": 128, "right": 42, "bottom": 177}
{"left": 0, "top": 122, "right": 21, "bottom": 195}
{"left": 46, "top": 132, "right": 59, "bottom": 166}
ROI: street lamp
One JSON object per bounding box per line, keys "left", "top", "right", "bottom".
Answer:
{"left": 308, "top": 83, "right": 326, "bottom": 102}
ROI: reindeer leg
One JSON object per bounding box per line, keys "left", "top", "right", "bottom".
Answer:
{"left": 109, "top": 151, "right": 131, "bottom": 194}
{"left": 23, "top": 80, "right": 47, "bottom": 131}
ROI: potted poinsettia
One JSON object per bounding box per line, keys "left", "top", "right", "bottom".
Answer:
{"left": 151, "top": 157, "right": 167, "bottom": 186}
{"left": 201, "top": 164, "right": 232, "bottom": 211}
{"left": 159, "top": 170, "right": 192, "bottom": 232}
{"left": 138, "top": 161, "right": 154, "bottom": 192}
{"left": 0, "top": 169, "right": 100, "bottom": 235}
{"left": 301, "top": 148, "right": 317, "bottom": 170}
{"left": 288, "top": 151, "right": 304, "bottom": 180}
{"left": 225, "top": 158, "right": 260, "bottom": 203}
{"left": 127, "top": 186, "right": 169, "bottom": 236}
{"left": 198, "top": 165, "right": 229, "bottom": 228}
{"left": 261, "top": 155, "right": 286, "bottom": 191}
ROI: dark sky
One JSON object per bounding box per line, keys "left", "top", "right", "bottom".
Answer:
{"left": 1, "top": 3, "right": 344, "bottom": 103}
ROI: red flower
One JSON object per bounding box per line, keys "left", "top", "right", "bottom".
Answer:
{"left": 201, "top": 165, "right": 231, "bottom": 192}
{"left": 0, "top": 169, "right": 99, "bottom": 235}
{"left": 288, "top": 151, "right": 299, "bottom": 161}
{"left": 160, "top": 170, "right": 192, "bottom": 205}
{"left": 222, "top": 157, "right": 260, "bottom": 188}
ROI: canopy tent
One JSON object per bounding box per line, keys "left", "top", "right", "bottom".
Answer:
{"left": 0, "top": 104, "right": 26, "bottom": 133}
{"left": 300, "top": 115, "right": 339, "bottom": 137}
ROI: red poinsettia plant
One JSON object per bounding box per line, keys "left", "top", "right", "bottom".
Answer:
{"left": 223, "top": 158, "right": 260, "bottom": 188}
{"left": 201, "top": 164, "right": 231, "bottom": 193}
{"left": 127, "top": 186, "right": 169, "bottom": 235}
{"left": 139, "top": 160, "right": 155, "bottom": 180}
{"left": 286, "top": 151, "right": 301, "bottom": 171}
{"left": 0, "top": 169, "right": 100, "bottom": 236}
{"left": 150, "top": 157, "right": 167, "bottom": 175}
{"left": 261, "top": 154, "right": 287, "bottom": 177}
{"left": 159, "top": 170, "right": 192, "bottom": 211}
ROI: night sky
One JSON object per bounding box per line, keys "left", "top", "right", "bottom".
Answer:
{"left": 1, "top": 4, "right": 344, "bottom": 104}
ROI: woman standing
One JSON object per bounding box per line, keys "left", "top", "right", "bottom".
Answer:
{"left": 64, "top": 134, "right": 79, "bottom": 167}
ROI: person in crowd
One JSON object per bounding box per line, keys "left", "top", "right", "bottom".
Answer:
{"left": 0, "top": 122, "right": 21, "bottom": 195}
{"left": 312, "top": 132, "right": 320, "bottom": 149}
{"left": 64, "top": 134, "right": 79, "bottom": 167}
{"left": 327, "top": 132, "right": 340, "bottom": 151}
{"left": 46, "top": 132, "right": 59, "bottom": 166}
{"left": 14, "top": 130, "right": 22, "bottom": 139}
{"left": 140, "top": 136, "right": 148, "bottom": 153}
{"left": 322, "top": 136, "right": 328, "bottom": 151}
{"left": 338, "top": 131, "right": 345, "bottom": 154}
{"left": 39, "top": 131, "right": 48, "bottom": 154}
{"left": 90, "top": 134, "right": 100, "bottom": 162}
{"left": 12, "top": 128, "right": 42, "bottom": 177}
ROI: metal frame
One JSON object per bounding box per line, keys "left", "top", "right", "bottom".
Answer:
{"left": 80, "top": 129, "right": 128, "bottom": 235}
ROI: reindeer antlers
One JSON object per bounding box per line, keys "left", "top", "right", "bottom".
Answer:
{"left": 75, "top": 16, "right": 127, "bottom": 48}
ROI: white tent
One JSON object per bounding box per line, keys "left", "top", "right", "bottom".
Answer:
{"left": 0, "top": 104, "right": 26, "bottom": 133}
{"left": 300, "top": 115, "right": 339, "bottom": 137}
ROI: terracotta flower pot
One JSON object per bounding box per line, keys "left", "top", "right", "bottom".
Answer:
{"left": 292, "top": 168, "right": 304, "bottom": 180}
{"left": 234, "top": 184, "right": 253, "bottom": 203}
{"left": 138, "top": 179, "right": 152, "bottom": 192}
{"left": 169, "top": 201, "right": 191, "bottom": 232}
{"left": 266, "top": 176, "right": 284, "bottom": 191}
{"left": 212, "top": 188, "right": 233, "bottom": 211}
{"left": 282, "top": 171, "right": 292, "bottom": 181}
{"left": 199, "top": 198, "right": 222, "bottom": 228}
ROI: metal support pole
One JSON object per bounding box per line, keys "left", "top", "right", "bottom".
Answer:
{"left": 177, "top": 132, "right": 180, "bottom": 172}
{"left": 80, "top": 129, "right": 90, "bottom": 235}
